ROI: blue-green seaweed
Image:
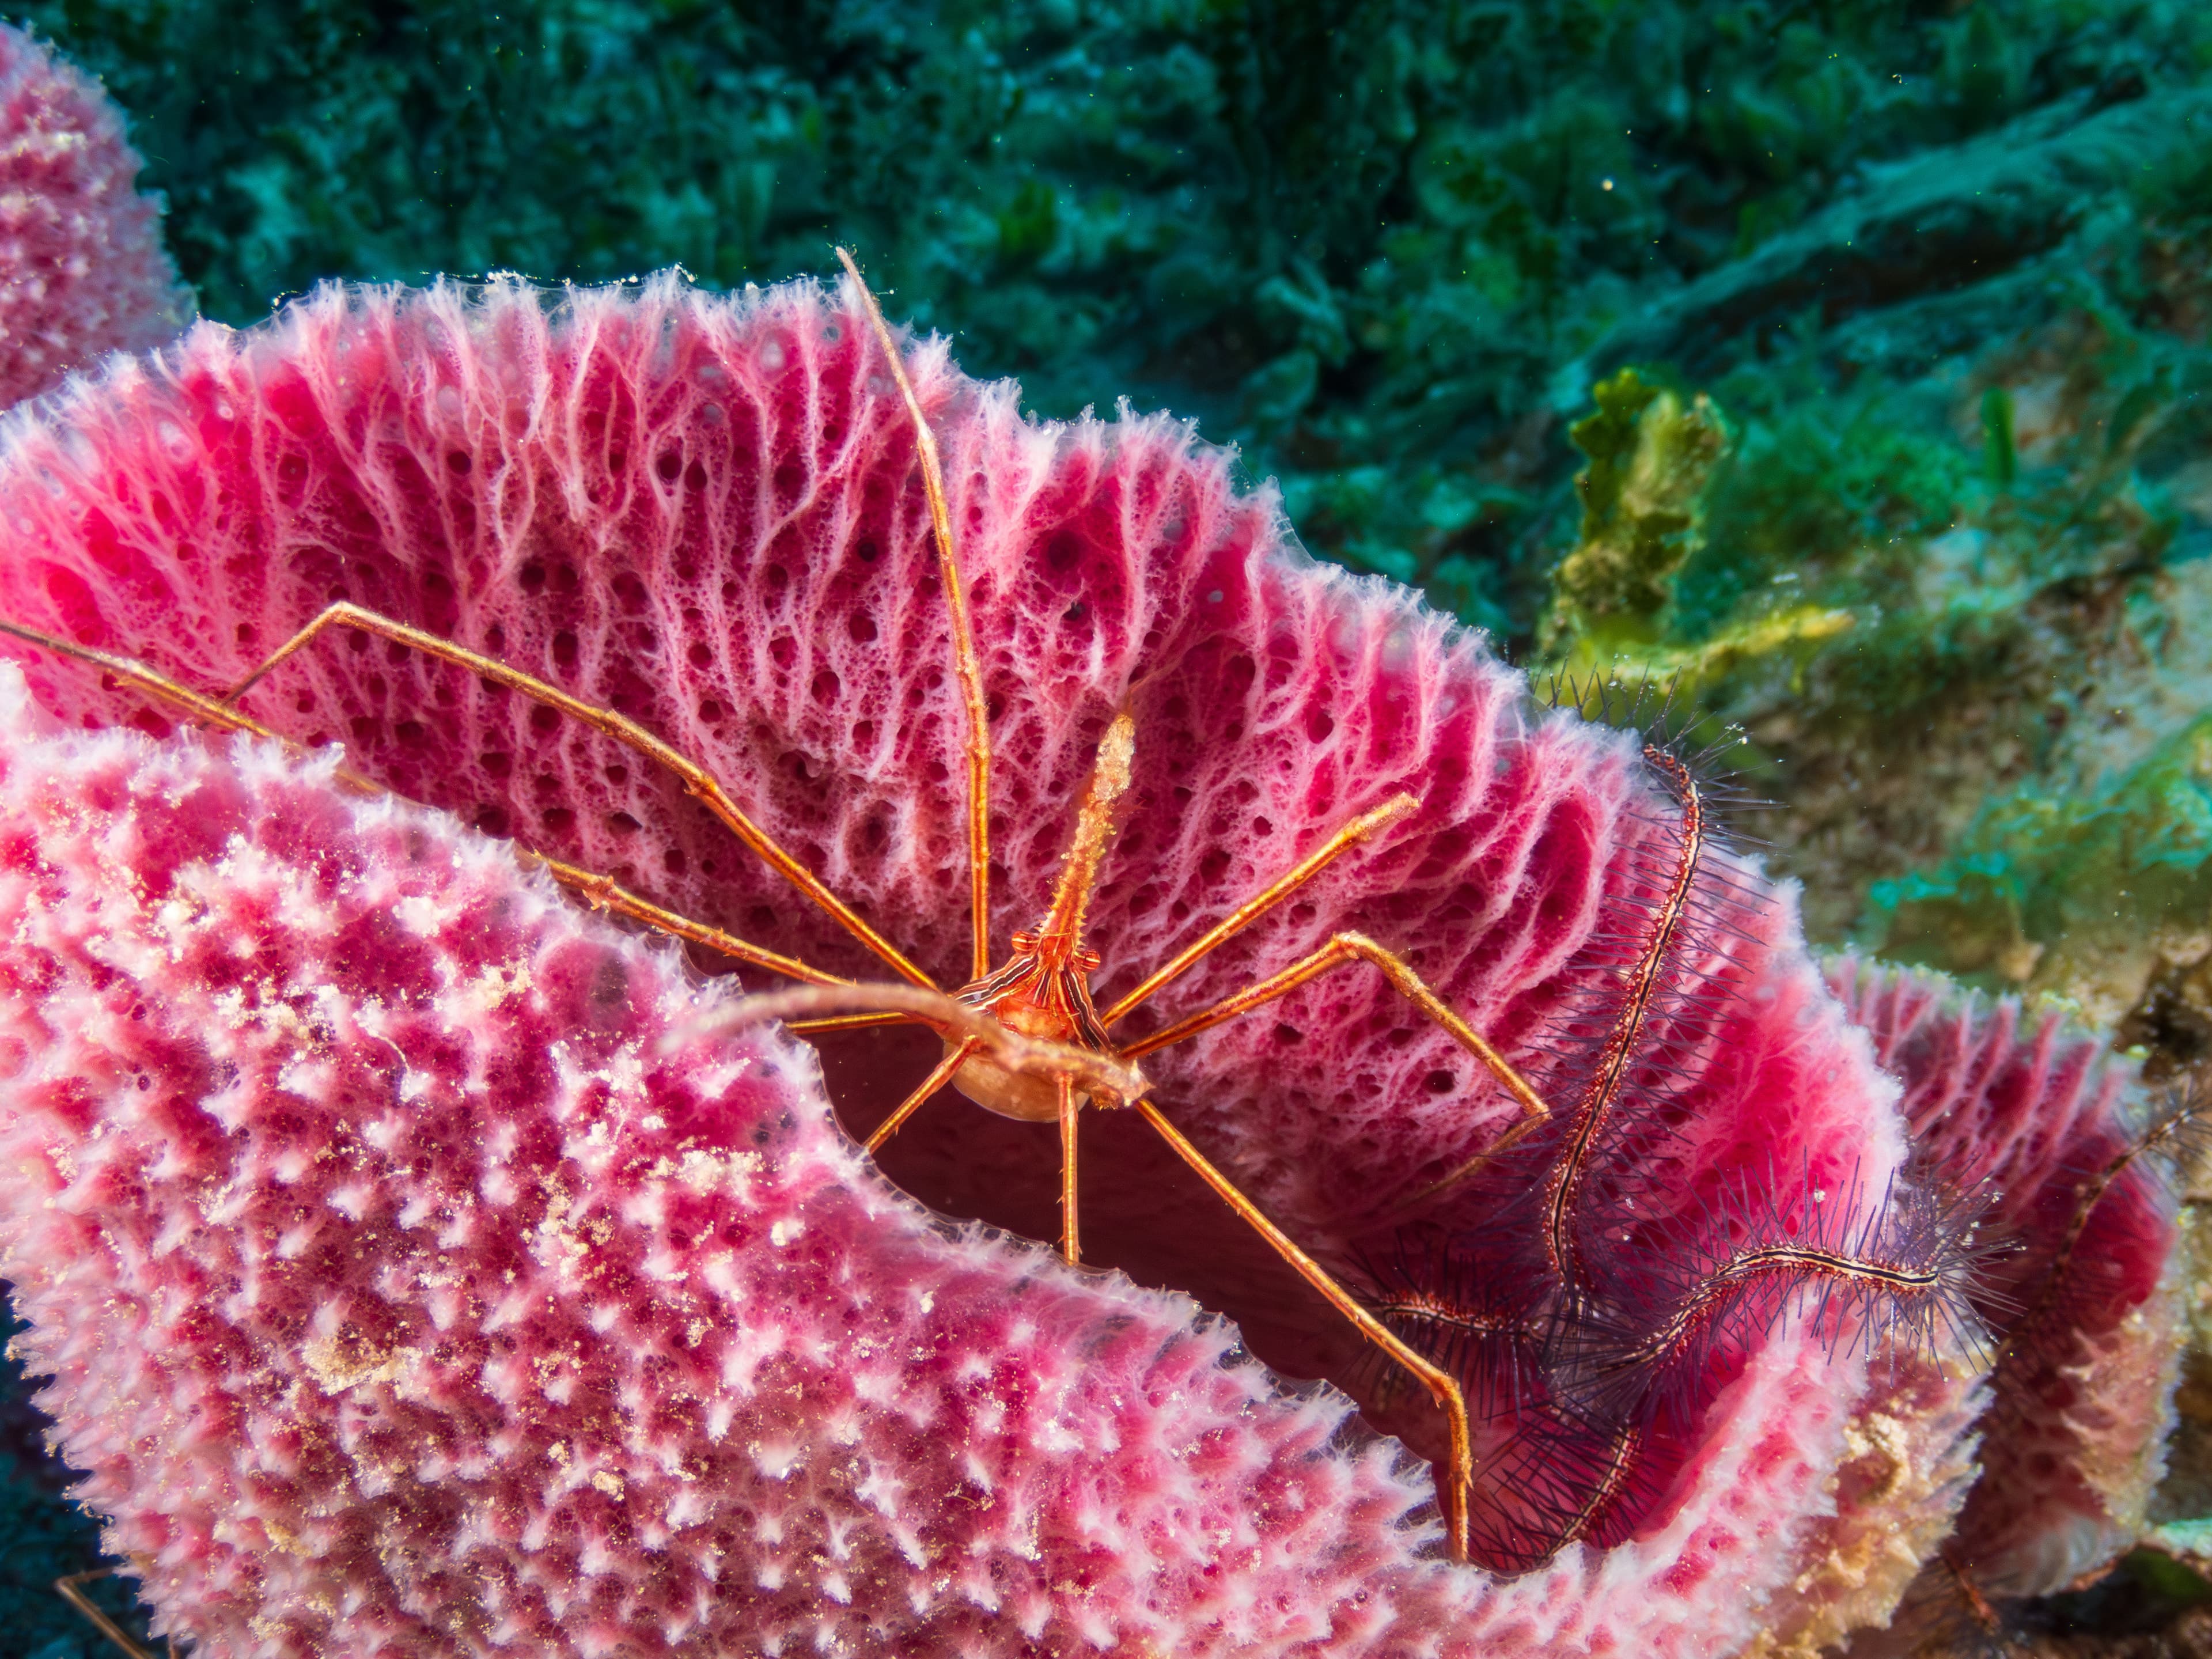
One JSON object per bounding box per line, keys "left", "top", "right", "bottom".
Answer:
{"left": 16, "top": 0, "right": 2212, "bottom": 646}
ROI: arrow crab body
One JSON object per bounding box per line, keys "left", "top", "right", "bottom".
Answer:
{"left": 941, "top": 710, "right": 1134, "bottom": 1125}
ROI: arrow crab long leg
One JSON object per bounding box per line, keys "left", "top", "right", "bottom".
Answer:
{"left": 836, "top": 246, "right": 994, "bottom": 984}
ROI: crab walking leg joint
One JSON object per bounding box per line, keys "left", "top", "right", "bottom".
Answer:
{"left": 1059, "top": 1073, "right": 1082, "bottom": 1264}
{"left": 1131, "top": 1096, "right": 1476, "bottom": 1556}
{"left": 222, "top": 600, "right": 934, "bottom": 991}
{"left": 867, "top": 1037, "right": 988, "bottom": 1154}
{"left": 1123, "top": 931, "right": 1551, "bottom": 1137}
{"left": 0, "top": 620, "right": 857, "bottom": 999}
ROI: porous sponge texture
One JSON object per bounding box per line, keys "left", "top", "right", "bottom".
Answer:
{"left": 0, "top": 686, "right": 1874, "bottom": 1658}
{"left": 0, "top": 272, "right": 1889, "bottom": 1251}
{"left": 0, "top": 274, "right": 1956, "bottom": 1653}
{"left": 1830, "top": 957, "right": 2181, "bottom": 1597}
{"left": 0, "top": 687, "right": 1431, "bottom": 1657}
{"left": 0, "top": 24, "right": 186, "bottom": 406}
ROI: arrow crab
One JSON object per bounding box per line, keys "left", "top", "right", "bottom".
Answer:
{"left": 0, "top": 258, "right": 2012, "bottom": 1654}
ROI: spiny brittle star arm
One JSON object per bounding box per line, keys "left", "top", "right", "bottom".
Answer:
{"left": 221, "top": 600, "right": 934, "bottom": 990}
{"left": 1994, "top": 1099, "right": 2206, "bottom": 1365}
{"left": 1533, "top": 745, "right": 1706, "bottom": 1279}
{"left": 1555, "top": 1423, "right": 1640, "bottom": 1554}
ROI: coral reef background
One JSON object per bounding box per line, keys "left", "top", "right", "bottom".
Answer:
{"left": 8, "top": 0, "right": 2212, "bottom": 1652}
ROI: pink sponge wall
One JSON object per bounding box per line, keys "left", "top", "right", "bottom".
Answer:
{"left": 0, "top": 688, "right": 1438, "bottom": 1656}
{"left": 1830, "top": 959, "right": 2182, "bottom": 1597}
{"left": 0, "top": 272, "right": 1978, "bottom": 1653}
{"left": 0, "top": 24, "right": 188, "bottom": 407}
{"left": 0, "top": 680, "right": 1960, "bottom": 1658}
{"left": 0, "top": 272, "right": 1891, "bottom": 1249}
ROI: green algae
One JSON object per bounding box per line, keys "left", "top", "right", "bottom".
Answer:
{"left": 1869, "top": 710, "right": 2212, "bottom": 1012}
{"left": 1524, "top": 115, "right": 2212, "bottom": 946}
{"left": 1542, "top": 368, "right": 1732, "bottom": 654}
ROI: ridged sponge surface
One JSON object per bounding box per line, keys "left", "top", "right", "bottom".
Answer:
{"left": 0, "top": 274, "right": 1962, "bottom": 1654}
{"left": 0, "top": 24, "right": 187, "bottom": 406}
{"left": 0, "top": 272, "right": 1889, "bottom": 1255}
{"left": 1831, "top": 959, "right": 2181, "bottom": 1597}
